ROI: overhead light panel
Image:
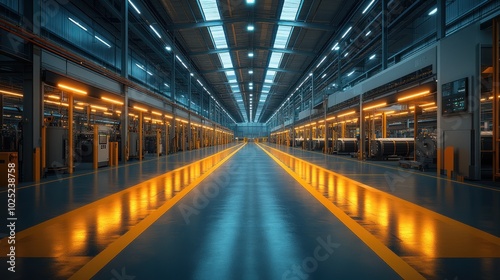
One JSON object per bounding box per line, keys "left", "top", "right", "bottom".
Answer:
{"left": 365, "top": 30, "right": 372, "bottom": 36}
{"left": 95, "top": 35, "right": 111, "bottom": 48}
{"left": 0, "top": 89, "right": 23, "bottom": 97}
{"left": 332, "top": 42, "right": 339, "bottom": 51}
{"left": 58, "top": 84, "right": 87, "bottom": 95}
{"left": 90, "top": 104, "right": 109, "bottom": 111}
{"left": 316, "top": 56, "right": 327, "bottom": 68}
{"left": 398, "top": 91, "right": 430, "bottom": 101}
{"left": 428, "top": 7, "right": 437, "bottom": 16}
{"left": 133, "top": 105, "right": 148, "bottom": 112}
{"left": 247, "top": 24, "right": 255, "bottom": 31}
{"left": 369, "top": 54, "right": 376, "bottom": 60}
{"left": 128, "top": 0, "right": 141, "bottom": 14}
{"left": 165, "top": 46, "right": 172, "bottom": 51}
{"left": 338, "top": 111, "right": 356, "bottom": 117}
{"left": 347, "top": 70, "right": 355, "bottom": 76}
{"left": 341, "top": 26, "right": 352, "bottom": 38}
{"left": 68, "top": 18, "right": 87, "bottom": 31}
{"left": 362, "top": 0, "right": 375, "bottom": 14}
{"left": 152, "top": 111, "right": 162, "bottom": 116}
{"left": 101, "top": 96, "right": 124, "bottom": 105}
{"left": 248, "top": 52, "right": 254, "bottom": 57}
{"left": 149, "top": 25, "right": 162, "bottom": 38}
{"left": 363, "top": 102, "right": 387, "bottom": 111}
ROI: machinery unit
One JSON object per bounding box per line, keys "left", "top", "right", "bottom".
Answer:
{"left": 75, "top": 133, "right": 94, "bottom": 163}
{"left": 334, "top": 138, "right": 358, "bottom": 154}
{"left": 129, "top": 132, "right": 139, "bottom": 159}
{"left": 46, "top": 126, "right": 68, "bottom": 171}
{"left": 97, "top": 134, "right": 109, "bottom": 167}
{"left": 369, "top": 138, "right": 415, "bottom": 160}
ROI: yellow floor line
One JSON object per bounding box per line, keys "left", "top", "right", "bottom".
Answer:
{"left": 13, "top": 144, "right": 243, "bottom": 241}
{"left": 257, "top": 143, "right": 426, "bottom": 280}
{"left": 261, "top": 144, "right": 500, "bottom": 246}
{"left": 68, "top": 143, "right": 246, "bottom": 280}
{"left": 266, "top": 144, "right": 500, "bottom": 191}
{"left": 0, "top": 144, "right": 236, "bottom": 193}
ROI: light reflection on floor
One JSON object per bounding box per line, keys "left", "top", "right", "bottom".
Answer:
{"left": 263, "top": 145, "right": 500, "bottom": 278}
{"left": 0, "top": 146, "right": 238, "bottom": 279}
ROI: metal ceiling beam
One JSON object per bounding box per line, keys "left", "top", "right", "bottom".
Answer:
{"left": 199, "top": 66, "right": 302, "bottom": 75}
{"left": 189, "top": 46, "right": 316, "bottom": 57}
{"left": 172, "top": 18, "right": 335, "bottom": 31}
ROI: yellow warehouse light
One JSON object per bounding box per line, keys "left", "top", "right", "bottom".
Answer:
{"left": 398, "top": 90, "right": 430, "bottom": 102}
{"left": 58, "top": 83, "right": 87, "bottom": 95}
{"left": 0, "top": 89, "right": 23, "bottom": 97}
{"left": 101, "top": 96, "right": 124, "bottom": 105}
{"left": 152, "top": 111, "right": 162, "bottom": 116}
{"left": 47, "top": 94, "right": 60, "bottom": 100}
{"left": 133, "top": 105, "right": 148, "bottom": 112}
{"left": 338, "top": 111, "right": 356, "bottom": 118}
{"left": 74, "top": 106, "right": 85, "bottom": 110}
{"left": 165, "top": 114, "right": 173, "bottom": 119}
{"left": 90, "top": 104, "right": 109, "bottom": 111}
{"left": 363, "top": 102, "right": 386, "bottom": 111}
{"left": 44, "top": 100, "right": 69, "bottom": 107}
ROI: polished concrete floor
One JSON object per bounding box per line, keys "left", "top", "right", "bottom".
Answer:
{"left": 0, "top": 142, "right": 499, "bottom": 279}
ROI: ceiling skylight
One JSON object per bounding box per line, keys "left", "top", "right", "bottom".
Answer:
{"left": 199, "top": 1, "right": 245, "bottom": 121}
{"left": 255, "top": 0, "right": 303, "bottom": 122}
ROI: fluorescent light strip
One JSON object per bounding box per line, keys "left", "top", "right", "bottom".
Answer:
{"left": 428, "top": 7, "right": 437, "bottom": 16}
{"left": 362, "top": 0, "right": 375, "bottom": 14}
{"left": 0, "top": 89, "right": 23, "bottom": 97}
{"left": 68, "top": 17, "right": 87, "bottom": 31}
{"left": 128, "top": 0, "right": 141, "bottom": 14}
{"left": 95, "top": 35, "right": 111, "bottom": 48}
{"left": 316, "top": 56, "right": 327, "bottom": 68}
{"left": 149, "top": 25, "right": 162, "bottom": 38}
{"left": 342, "top": 26, "right": 352, "bottom": 38}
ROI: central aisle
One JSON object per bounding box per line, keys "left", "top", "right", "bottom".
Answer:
{"left": 92, "top": 143, "right": 401, "bottom": 279}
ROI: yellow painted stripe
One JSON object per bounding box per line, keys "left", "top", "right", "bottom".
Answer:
{"left": 69, "top": 143, "right": 246, "bottom": 279}
{"left": 264, "top": 144, "right": 500, "bottom": 192}
{"left": 261, "top": 144, "right": 500, "bottom": 246}
{"left": 257, "top": 143, "right": 426, "bottom": 280}
{"left": 14, "top": 144, "right": 243, "bottom": 241}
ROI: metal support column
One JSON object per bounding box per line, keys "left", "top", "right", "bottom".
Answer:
{"left": 381, "top": 0, "right": 388, "bottom": 70}
{"left": 120, "top": 0, "right": 129, "bottom": 164}
{"left": 139, "top": 111, "right": 143, "bottom": 160}
{"left": 437, "top": 0, "right": 446, "bottom": 40}
{"left": 493, "top": 18, "right": 500, "bottom": 180}
{"left": 68, "top": 94, "right": 73, "bottom": 174}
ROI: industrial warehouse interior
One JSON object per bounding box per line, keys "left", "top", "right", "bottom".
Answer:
{"left": 0, "top": 0, "right": 499, "bottom": 279}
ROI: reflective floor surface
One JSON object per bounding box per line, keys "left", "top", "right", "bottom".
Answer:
{"left": 0, "top": 142, "right": 498, "bottom": 279}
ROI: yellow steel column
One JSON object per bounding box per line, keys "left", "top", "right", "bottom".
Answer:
{"left": 68, "top": 94, "right": 73, "bottom": 174}
{"left": 382, "top": 112, "right": 387, "bottom": 138}
{"left": 41, "top": 126, "right": 46, "bottom": 173}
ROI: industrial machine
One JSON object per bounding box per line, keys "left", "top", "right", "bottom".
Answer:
{"left": 46, "top": 126, "right": 68, "bottom": 171}
{"left": 369, "top": 138, "right": 415, "bottom": 160}
{"left": 333, "top": 138, "right": 358, "bottom": 154}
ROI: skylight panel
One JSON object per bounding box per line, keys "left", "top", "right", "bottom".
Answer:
{"left": 268, "top": 52, "right": 283, "bottom": 69}
{"left": 199, "top": 0, "right": 221, "bottom": 21}
{"left": 209, "top": 26, "right": 228, "bottom": 49}
{"left": 274, "top": 25, "right": 293, "bottom": 49}
{"left": 218, "top": 52, "right": 233, "bottom": 69}
{"left": 280, "top": 0, "right": 301, "bottom": 20}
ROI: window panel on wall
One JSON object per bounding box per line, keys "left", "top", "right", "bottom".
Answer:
{"left": 0, "top": 0, "right": 22, "bottom": 13}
